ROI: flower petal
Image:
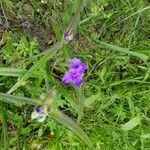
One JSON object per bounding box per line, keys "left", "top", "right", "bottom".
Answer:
{"left": 62, "top": 72, "right": 72, "bottom": 83}
{"left": 35, "top": 105, "right": 41, "bottom": 113}
{"left": 37, "top": 114, "right": 47, "bottom": 122}
{"left": 82, "top": 63, "right": 88, "bottom": 71}
{"left": 73, "top": 76, "right": 83, "bottom": 87}
{"left": 31, "top": 111, "right": 40, "bottom": 119}
{"left": 69, "top": 58, "right": 88, "bottom": 74}
{"left": 69, "top": 58, "right": 82, "bottom": 69}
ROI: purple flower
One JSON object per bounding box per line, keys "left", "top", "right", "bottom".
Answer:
{"left": 69, "top": 58, "right": 88, "bottom": 74}
{"left": 62, "top": 58, "right": 87, "bottom": 87}
{"left": 62, "top": 69, "right": 83, "bottom": 87}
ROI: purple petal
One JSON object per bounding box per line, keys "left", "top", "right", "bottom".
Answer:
{"left": 62, "top": 72, "right": 72, "bottom": 83}
{"left": 63, "top": 32, "right": 69, "bottom": 40}
{"left": 69, "top": 58, "right": 82, "bottom": 69}
{"left": 73, "top": 76, "right": 83, "bottom": 87}
{"left": 69, "top": 68, "right": 80, "bottom": 74}
{"left": 81, "top": 63, "right": 88, "bottom": 72}
{"left": 69, "top": 58, "right": 88, "bottom": 74}
{"left": 63, "top": 32, "right": 73, "bottom": 41}
{"left": 35, "top": 105, "right": 41, "bottom": 113}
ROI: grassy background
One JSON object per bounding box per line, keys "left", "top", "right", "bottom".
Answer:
{"left": 0, "top": 0, "right": 150, "bottom": 149}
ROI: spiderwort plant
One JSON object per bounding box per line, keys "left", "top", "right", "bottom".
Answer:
{"left": 0, "top": 0, "right": 93, "bottom": 147}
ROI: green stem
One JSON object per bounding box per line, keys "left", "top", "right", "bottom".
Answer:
{"left": 67, "top": 0, "right": 85, "bottom": 36}
{"left": 61, "top": 0, "right": 86, "bottom": 63}
{"left": 17, "top": 117, "right": 22, "bottom": 150}
{"left": 76, "top": 85, "right": 85, "bottom": 123}
{"left": 62, "top": 45, "right": 70, "bottom": 64}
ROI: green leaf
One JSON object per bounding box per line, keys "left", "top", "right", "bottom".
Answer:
{"left": 50, "top": 17, "right": 62, "bottom": 41}
{"left": 121, "top": 116, "right": 141, "bottom": 131}
{"left": 66, "top": 0, "right": 85, "bottom": 38}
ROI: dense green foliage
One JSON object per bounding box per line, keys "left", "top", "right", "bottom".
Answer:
{"left": 0, "top": 0, "right": 150, "bottom": 149}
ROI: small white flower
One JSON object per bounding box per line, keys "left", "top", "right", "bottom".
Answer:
{"left": 31, "top": 105, "right": 49, "bottom": 122}
{"left": 63, "top": 32, "right": 73, "bottom": 41}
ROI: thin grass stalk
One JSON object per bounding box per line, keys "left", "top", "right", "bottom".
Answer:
{"left": 77, "top": 85, "right": 85, "bottom": 123}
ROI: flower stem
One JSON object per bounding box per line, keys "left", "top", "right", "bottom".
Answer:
{"left": 76, "top": 85, "right": 85, "bottom": 123}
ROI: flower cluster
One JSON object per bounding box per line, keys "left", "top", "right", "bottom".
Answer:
{"left": 62, "top": 58, "right": 87, "bottom": 87}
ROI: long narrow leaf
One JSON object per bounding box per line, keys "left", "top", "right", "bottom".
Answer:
{"left": 98, "top": 41, "right": 148, "bottom": 61}
{"left": 51, "top": 108, "right": 93, "bottom": 148}
{"left": 0, "top": 68, "right": 26, "bottom": 77}
{"left": 67, "top": 0, "right": 85, "bottom": 37}
{"left": 0, "top": 68, "right": 40, "bottom": 77}
{"left": 62, "top": 0, "right": 86, "bottom": 62}
{"left": 0, "top": 92, "right": 43, "bottom": 105}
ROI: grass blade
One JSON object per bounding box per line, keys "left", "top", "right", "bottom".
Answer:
{"left": 98, "top": 41, "right": 148, "bottom": 61}
{"left": 50, "top": 17, "right": 62, "bottom": 41}
{"left": 121, "top": 116, "right": 141, "bottom": 131}
{"left": 141, "top": 134, "right": 150, "bottom": 139}
{"left": 76, "top": 85, "right": 85, "bottom": 123}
